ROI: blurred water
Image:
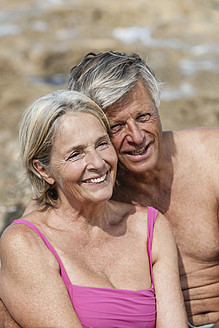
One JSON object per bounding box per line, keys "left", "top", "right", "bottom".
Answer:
{"left": 0, "top": 1, "right": 218, "bottom": 102}
{"left": 28, "top": 73, "right": 67, "bottom": 85}
{"left": 113, "top": 26, "right": 219, "bottom": 72}
{"left": 112, "top": 25, "right": 219, "bottom": 100}
{"left": 113, "top": 26, "right": 187, "bottom": 49}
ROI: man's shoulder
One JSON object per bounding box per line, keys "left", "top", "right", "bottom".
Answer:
{"left": 172, "top": 126, "right": 218, "bottom": 137}
{"left": 163, "top": 127, "right": 219, "bottom": 171}
{"left": 165, "top": 127, "right": 219, "bottom": 147}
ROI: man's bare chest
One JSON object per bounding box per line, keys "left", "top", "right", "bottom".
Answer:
{"left": 163, "top": 186, "right": 219, "bottom": 263}
{"left": 117, "top": 178, "right": 219, "bottom": 262}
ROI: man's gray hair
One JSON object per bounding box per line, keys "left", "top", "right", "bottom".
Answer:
{"left": 68, "top": 51, "right": 162, "bottom": 109}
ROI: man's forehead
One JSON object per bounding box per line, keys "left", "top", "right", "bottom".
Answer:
{"left": 105, "top": 81, "right": 155, "bottom": 117}
{"left": 106, "top": 98, "right": 156, "bottom": 123}
{"left": 106, "top": 102, "right": 125, "bottom": 119}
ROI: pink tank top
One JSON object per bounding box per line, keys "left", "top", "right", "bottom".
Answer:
{"left": 12, "top": 206, "right": 158, "bottom": 328}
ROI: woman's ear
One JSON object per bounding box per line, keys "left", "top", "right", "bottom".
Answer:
{"left": 33, "top": 159, "right": 55, "bottom": 185}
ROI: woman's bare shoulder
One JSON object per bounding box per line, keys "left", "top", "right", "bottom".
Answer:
{"left": 0, "top": 221, "right": 35, "bottom": 255}
{"left": 0, "top": 211, "right": 57, "bottom": 272}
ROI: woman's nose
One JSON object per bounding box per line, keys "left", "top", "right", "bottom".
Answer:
{"left": 86, "top": 150, "right": 105, "bottom": 169}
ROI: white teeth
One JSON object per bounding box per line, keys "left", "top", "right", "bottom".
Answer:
{"left": 130, "top": 147, "right": 146, "bottom": 155}
{"left": 83, "top": 173, "right": 106, "bottom": 184}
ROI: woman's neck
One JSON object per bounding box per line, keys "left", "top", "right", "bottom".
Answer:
{"left": 50, "top": 198, "right": 112, "bottom": 229}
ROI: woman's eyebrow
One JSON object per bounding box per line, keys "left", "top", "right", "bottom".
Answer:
{"left": 65, "top": 133, "right": 109, "bottom": 153}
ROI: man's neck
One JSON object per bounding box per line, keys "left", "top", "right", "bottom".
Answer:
{"left": 113, "top": 131, "right": 175, "bottom": 213}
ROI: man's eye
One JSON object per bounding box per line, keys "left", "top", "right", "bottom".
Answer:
{"left": 110, "top": 124, "right": 123, "bottom": 134}
{"left": 137, "top": 114, "right": 151, "bottom": 122}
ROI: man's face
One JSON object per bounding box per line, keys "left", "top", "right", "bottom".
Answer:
{"left": 106, "top": 80, "right": 162, "bottom": 174}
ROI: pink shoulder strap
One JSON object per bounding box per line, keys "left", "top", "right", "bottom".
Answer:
{"left": 11, "top": 219, "right": 71, "bottom": 287}
{"left": 147, "top": 206, "right": 158, "bottom": 285}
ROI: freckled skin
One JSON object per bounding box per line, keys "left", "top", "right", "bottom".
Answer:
{"left": 0, "top": 110, "right": 188, "bottom": 327}
{"left": 47, "top": 112, "right": 118, "bottom": 207}
{"left": 108, "top": 81, "right": 219, "bottom": 327}
{"left": 107, "top": 82, "right": 162, "bottom": 175}
{"left": 1, "top": 83, "right": 218, "bottom": 327}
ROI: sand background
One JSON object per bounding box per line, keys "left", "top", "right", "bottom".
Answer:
{"left": 0, "top": 0, "right": 218, "bottom": 233}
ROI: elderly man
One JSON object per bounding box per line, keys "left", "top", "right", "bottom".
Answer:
{"left": 1, "top": 51, "right": 218, "bottom": 327}
{"left": 67, "top": 51, "right": 219, "bottom": 328}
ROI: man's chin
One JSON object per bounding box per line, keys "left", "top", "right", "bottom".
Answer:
{"left": 119, "top": 156, "right": 157, "bottom": 174}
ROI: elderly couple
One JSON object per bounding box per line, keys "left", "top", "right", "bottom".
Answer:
{"left": 0, "top": 51, "right": 218, "bottom": 328}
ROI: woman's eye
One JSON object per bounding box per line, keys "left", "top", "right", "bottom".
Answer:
{"left": 98, "top": 140, "right": 109, "bottom": 149}
{"left": 68, "top": 152, "right": 81, "bottom": 161}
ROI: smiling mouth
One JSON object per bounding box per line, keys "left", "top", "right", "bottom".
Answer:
{"left": 127, "top": 144, "right": 150, "bottom": 156}
{"left": 82, "top": 172, "right": 108, "bottom": 184}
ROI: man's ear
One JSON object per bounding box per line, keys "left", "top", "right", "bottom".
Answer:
{"left": 33, "top": 159, "right": 55, "bottom": 185}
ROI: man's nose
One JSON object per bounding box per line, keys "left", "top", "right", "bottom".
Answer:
{"left": 126, "top": 120, "right": 144, "bottom": 144}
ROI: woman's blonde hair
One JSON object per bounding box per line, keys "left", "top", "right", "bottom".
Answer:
{"left": 19, "top": 90, "right": 110, "bottom": 206}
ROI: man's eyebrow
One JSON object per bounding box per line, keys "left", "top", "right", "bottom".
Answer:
{"left": 135, "top": 106, "right": 155, "bottom": 116}
{"left": 109, "top": 119, "right": 125, "bottom": 125}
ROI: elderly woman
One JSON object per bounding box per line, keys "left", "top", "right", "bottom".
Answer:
{"left": 0, "top": 90, "right": 187, "bottom": 327}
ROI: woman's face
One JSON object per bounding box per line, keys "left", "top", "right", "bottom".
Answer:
{"left": 48, "top": 111, "right": 118, "bottom": 206}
